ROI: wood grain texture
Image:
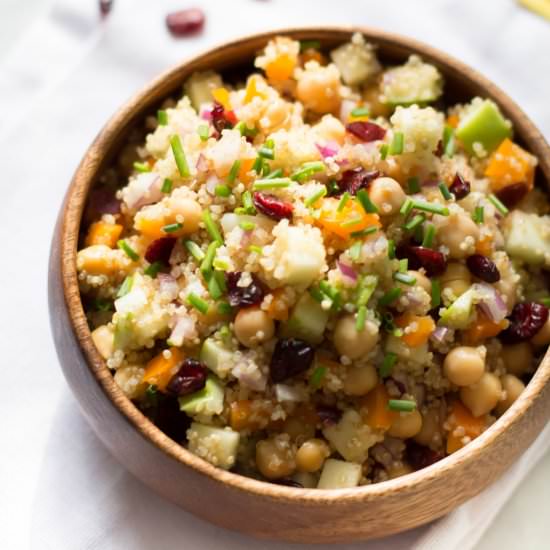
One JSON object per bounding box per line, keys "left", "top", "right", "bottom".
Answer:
{"left": 48, "top": 27, "right": 550, "bottom": 543}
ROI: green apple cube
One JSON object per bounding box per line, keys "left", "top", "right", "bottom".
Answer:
{"left": 179, "top": 375, "right": 224, "bottom": 416}
{"left": 200, "top": 337, "right": 233, "bottom": 378}
{"left": 279, "top": 293, "right": 329, "bottom": 345}
{"left": 187, "top": 422, "right": 240, "bottom": 469}
{"left": 317, "top": 459, "right": 362, "bottom": 489}
{"left": 504, "top": 210, "right": 550, "bottom": 265}
{"left": 438, "top": 287, "right": 476, "bottom": 329}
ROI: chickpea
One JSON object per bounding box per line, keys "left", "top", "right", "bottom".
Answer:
{"left": 413, "top": 408, "right": 442, "bottom": 447}
{"left": 409, "top": 270, "right": 431, "bottom": 294}
{"left": 440, "top": 262, "right": 471, "bottom": 300}
{"left": 76, "top": 245, "right": 131, "bottom": 276}
{"left": 261, "top": 98, "right": 291, "bottom": 131}
{"left": 295, "top": 439, "right": 330, "bottom": 473}
{"left": 256, "top": 438, "right": 296, "bottom": 479}
{"left": 282, "top": 416, "right": 315, "bottom": 443}
{"left": 166, "top": 196, "right": 202, "bottom": 236}
{"left": 296, "top": 62, "right": 341, "bottom": 114}
{"left": 388, "top": 409, "right": 423, "bottom": 439}
{"left": 434, "top": 212, "right": 479, "bottom": 259}
{"left": 234, "top": 307, "right": 275, "bottom": 348}
{"left": 532, "top": 317, "right": 550, "bottom": 347}
{"left": 114, "top": 366, "right": 146, "bottom": 399}
{"left": 368, "top": 177, "right": 406, "bottom": 216}
{"left": 333, "top": 315, "right": 379, "bottom": 359}
{"left": 501, "top": 342, "right": 533, "bottom": 376}
{"left": 460, "top": 372, "right": 502, "bottom": 417}
{"left": 387, "top": 462, "right": 413, "bottom": 479}
{"left": 443, "top": 346, "right": 485, "bottom": 386}
{"left": 343, "top": 364, "right": 378, "bottom": 396}
{"left": 496, "top": 374, "right": 525, "bottom": 415}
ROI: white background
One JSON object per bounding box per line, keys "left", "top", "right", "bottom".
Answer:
{"left": 1, "top": 1, "right": 549, "bottom": 549}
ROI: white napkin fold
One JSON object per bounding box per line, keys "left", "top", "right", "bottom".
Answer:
{"left": 1, "top": 1, "right": 548, "bottom": 549}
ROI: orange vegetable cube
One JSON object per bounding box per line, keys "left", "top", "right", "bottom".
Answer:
{"left": 243, "top": 76, "right": 267, "bottom": 104}
{"left": 265, "top": 54, "right": 295, "bottom": 81}
{"left": 395, "top": 313, "right": 435, "bottom": 348}
{"left": 85, "top": 221, "right": 123, "bottom": 248}
{"left": 317, "top": 197, "right": 381, "bottom": 240}
{"left": 212, "top": 87, "right": 231, "bottom": 110}
{"left": 446, "top": 114, "right": 460, "bottom": 128}
{"left": 142, "top": 348, "right": 184, "bottom": 392}
{"left": 238, "top": 158, "right": 256, "bottom": 184}
{"left": 265, "top": 288, "right": 291, "bottom": 321}
{"left": 361, "top": 383, "right": 398, "bottom": 430}
{"left": 462, "top": 311, "right": 508, "bottom": 345}
{"left": 484, "top": 138, "right": 535, "bottom": 192}
{"left": 475, "top": 234, "right": 493, "bottom": 256}
{"left": 301, "top": 49, "right": 326, "bottom": 65}
{"left": 446, "top": 400, "right": 487, "bottom": 454}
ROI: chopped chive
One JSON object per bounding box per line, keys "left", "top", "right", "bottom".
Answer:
{"left": 198, "top": 124, "right": 210, "bottom": 141}
{"left": 261, "top": 161, "right": 271, "bottom": 177}
{"left": 157, "top": 109, "right": 168, "bottom": 125}
{"left": 380, "top": 143, "right": 389, "bottom": 160}
{"left": 265, "top": 168, "right": 283, "bottom": 179}
{"left": 94, "top": 299, "right": 113, "bottom": 312}
{"left": 387, "top": 239, "right": 396, "bottom": 259}
{"left": 356, "top": 188, "right": 379, "bottom": 214}
{"left": 187, "top": 293, "right": 209, "bottom": 314}
{"left": 349, "top": 241, "right": 362, "bottom": 261}
{"left": 227, "top": 159, "right": 241, "bottom": 184}
{"left": 473, "top": 205, "right": 485, "bottom": 224}
{"left": 184, "top": 240, "right": 205, "bottom": 261}
{"left": 215, "top": 184, "right": 231, "bottom": 198}
{"left": 357, "top": 275, "right": 378, "bottom": 306}
{"left": 117, "top": 275, "right": 134, "bottom": 298}
{"left": 217, "top": 302, "right": 233, "bottom": 315}
{"left": 239, "top": 220, "right": 256, "bottom": 231}
{"left": 213, "top": 258, "right": 230, "bottom": 271}
{"left": 398, "top": 258, "right": 408, "bottom": 273}
{"left": 407, "top": 177, "right": 420, "bottom": 194}
{"left": 133, "top": 161, "right": 150, "bottom": 173}
{"left": 252, "top": 177, "right": 292, "bottom": 190}
{"left": 162, "top": 222, "right": 183, "bottom": 233}
{"left": 241, "top": 190, "right": 256, "bottom": 214}
{"left": 350, "top": 106, "right": 370, "bottom": 118}
{"left": 394, "top": 272, "right": 417, "bottom": 286}
{"left": 309, "top": 286, "right": 325, "bottom": 303}
{"left": 144, "top": 262, "right": 163, "bottom": 278}
{"left": 265, "top": 138, "right": 274, "bottom": 149}
{"left": 202, "top": 210, "right": 223, "bottom": 244}
{"left": 252, "top": 156, "right": 263, "bottom": 174}
{"left": 355, "top": 305, "right": 367, "bottom": 331}
{"left": 305, "top": 186, "right": 327, "bottom": 207}
{"left": 327, "top": 179, "right": 339, "bottom": 195}
{"left": 319, "top": 281, "right": 341, "bottom": 310}
{"left": 310, "top": 365, "right": 327, "bottom": 389}
{"left": 414, "top": 223, "right": 424, "bottom": 244}
{"left": 290, "top": 161, "right": 326, "bottom": 182}
{"left": 161, "top": 178, "right": 173, "bottom": 193}
{"left": 489, "top": 193, "right": 509, "bottom": 215}
{"left": 248, "top": 245, "right": 263, "bottom": 254}
{"left": 117, "top": 239, "right": 139, "bottom": 261}
{"left": 170, "top": 135, "right": 190, "bottom": 177}
{"left": 379, "top": 352, "right": 397, "bottom": 378}
{"left": 412, "top": 200, "right": 449, "bottom": 216}
{"left": 200, "top": 241, "right": 219, "bottom": 276}
{"left": 206, "top": 272, "right": 224, "bottom": 300}
{"left": 400, "top": 197, "right": 414, "bottom": 216}
{"left": 443, "top": 125, "right": 455, "bottom": 157}
{"left": 422, "top": 223, "right": 436, "bottom": 248}
{"left": 403, "top": 214, "right": 425, "bottom": 232}
{"left": 431, "top": 279, "right": 441, "bottom": 308}
{"left": 389, "top": 132, "right": 404, "bottom": 155}
{"left": 350, "top": 226, "right": 378, "bottom": 238}
{"left": 300, "top": 39, "right": 321, "bottom": 51}
{"left": 235, "top": 121, "right": 258, "bottom": 138}
{"left": 337, "top": 192, "right": 350, "bottom": 212}
{"left": 540, "top": 297, "right": 550, "bottom": 308}
{"left": 341, "top": 216, "right": 363, "bottom": 228}
{"left": 258, "top": 146, "right": 275, "bottom": 160}
{"left": 379, "top": 287, "right": 402, "bottom": 307}
{"left": 388, "top": 399, "right": 417, "bottom": 412}
{"left": 438, "top": 182, "right": 452, "bottom": 201}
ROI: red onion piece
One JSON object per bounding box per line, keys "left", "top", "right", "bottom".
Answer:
{"left": 475, "top": 283, "right": 507, "bottom": 323}
{"left": 316, "top": 141, "right": 339, "bottom": 159}
{"left": 337, "top": 260, "right": 357, "bottom": 281}
{"left": 130, "top": 173, "right": 162, "bottom": 210}
{"left": 200, "top": 109, "right": 212, "bottom": 121}
{"left": 158, "top": 273, "right": 179, "bottom": 298}
{"left": 168, "top": 316, "right": 197, "bottom": 346}
{"left": 196, "top": 153, "right": 208, "bottom": 172}
{"left": 430, "top": 326, "right": 450, "bottom": 343}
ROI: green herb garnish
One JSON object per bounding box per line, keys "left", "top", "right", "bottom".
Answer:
{"left": 350, "top": 106, "right": 370, "bottom": 118}
{"left": 184, "top": 240, "right": 205, "bottom": 261}
{"left": 411, "top": 199, "right": 449, "bottom": 216}
{"left": 407, "top": 177, "right": 420, "bottom": 194}
{"left": 300, "top": 39, "right": 321, "bottom": 51}
{"left": 144, "top": 262, "right": 163, "bottom": 278}
{"left": 355, "top": 305, "right": 367, "bottom": 331}
{"left": 239, "top": 220, "right": 256, "bottom": 231}
{"left": 379, "top": 352, "right": 397, "bottom": 378}
{"left": 291, "top": 161, "right": 326, "bottom": 182}
{"left": 310, "top": 365, "right": 327, "bottom": 389}
{"left": 337, "top": 191, "right": 350, "bottom": 212}
{"left": 265, "top": 168, "right": 283, "bottom": 179}
{"left": 117, "top": 239, "right": 139, "bottom": 261}
{"left": 473, "top": 205, "right": 485, "bottom": 224}
{"left": 350, "top": 226, "right": 378, "bottom": 238}
{"left": 394, "top": 272, "right": 416, "bottom": 286}
{"left": 422, "top": 223, "right": 436, "bottom": 248}
{"left": 200, "top": 241, "right": 219, "bottom": 276}
{"left": 252, "top": 177, "right": 292, "bottom": 190}
{"left": 170, "top": 134, "right": 190, "bottom": 177}
{"left": 202, "top": 209, "right": 223, "bottom": 244}
{"left": 403, "top": 214, "right": 425, "bottom": 232}
{"left": 187, "top": 293, "right": 209, "bottom": 314}
{"left": 161, "top": 178, "right": 173, "bottom": 194}
{"left": 157, "top": 110, "right": 168, "bottom": 125}
{"left": 356, "top": 188, "right": 379, "bottom": 214}
{"left": 215, "top": 184, "right": 231, "bottom": 198}
{"left": 379, "top": 287, "right": 402, "bottom": 307}
{"left": 380, "top": 143, "right": 389, "bottom": 160}
{"left": 443, "top": 125, "right": 455, "bottom": 157}
{"left": 387, "top": 239, "right": 396, "bottom": 259}
{"left": 305, "top": 186, "right": 327, "bottom": 207}
{"left": 162, "top": 222, "right": 183, "bottom": 233}
{"left": 489, "top": 193, "right": 509, "bottom": 215}
{"left": 399, "top": 197, "right": 414, "bottom": 216}
{"left": 227, "top": 160, "right": 241, "bottom": 184}
{"left": 198, "top": 124, "right": 210, "bottom": 141}
{"left": 389, "top": 132, "right": 404, "bottom": 155}
{"left": 388, "top": 399, "right": 416, "bottom": 412}
{"left": 431, "top": 279, "right": 441, "bottom": 308}
{"left": 117, "top": 275, "right": 134, "bottom": 298}
{"left": 438, "top": 182, "right": 452, "bottom": 201}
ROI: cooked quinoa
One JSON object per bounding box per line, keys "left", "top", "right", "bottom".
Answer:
{"left": 78, "top": 34, "right": 550, "bottom": 489}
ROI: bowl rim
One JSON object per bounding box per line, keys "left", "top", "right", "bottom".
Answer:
{"left": 60, "top": 25, "right": 550, "bottom": 504}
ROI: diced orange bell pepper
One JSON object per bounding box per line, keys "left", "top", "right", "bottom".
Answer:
{"left": 229, "top": 400, "right": 270, "bottom": 431}
{"left": 446, "top": 400, "right": 487, "bottom": 454}
{"left": 265, "top": 288, "right": 291, "bottom": 321}
{"left": 238, "top": 158, "right": 256, "bottom": 184}
{"left": 135, "top": 213, "right": 188, "bottom": 239}
{"left": 85, "top": 221, "right": 123, "bottom": 248}
{"left": 475, "top": 234, "right": 493, "bottom": 256}
{"left": 462, "top": 310, "right": 508, "bottom": 345}
{"left": 243, "top": 76, "right": 267, "bottom": 104}
{"left": 212, "top": 87, "right": 231, "bottom": 110}
{"left": 142, "top": 347, "right": 184, "bottom": 392}
{"left": 265, "top": 54, "right": 296, "bottom": 81}
{"left": 446, "top": 114, "right": 460, "bottom": 128}
{"left": 317, "top": 197, "right": 381, "bottom": 240}
{"left": 484, "top": 138, "right": 535, "bottom": 192}
{"left": 361, "top": 383, "right": 398, "bottom": 430}
{"left": 301, "top": 49, "right": 326, "bottom": 65}
{"left": 395, "top": 313, "right": 436, "bottom": 348}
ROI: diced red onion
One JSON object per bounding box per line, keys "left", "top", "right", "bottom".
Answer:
{"left": 316, "top": 141, "right": 339, "bottom": 159}
{"left": 422, "top": 178, "right": 440, "bottom": 188}
{"left": 128, "top": 173, "right": 162, "bottom": 210}
{"left": 158, "top": 273, "right": 179, "bottom": 298}
{"left": 275, "top": 384, "right": 307, "bottom": 402}
{"left": 431, "top": 326, "right": 450, "bottom": 343}
{"left": 196, "top": 153, "right": 208, "bottom": 172}
{"left": 205, "top": 174, "right": 218, "bottom": 195}
{"left": 200, "top": 109, "right": 212, "bottom": 121}
{"left": 169, "top": 239, "right": 186, "bottom": 266}
{"left": 168, "top": 316, "right": 197, "bottom": 346}
{"left": 337, "top": 260, "right": 357, "bottom": 282}
{"left": 234, "top": 370, "right": 267, "bottom": 392}
{"left": 475, "top": 283, "right": 507, "bottom": 323}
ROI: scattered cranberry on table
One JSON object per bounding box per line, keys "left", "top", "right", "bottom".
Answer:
{"left": 166, "top": 8, "right": 205, "bottom": 37}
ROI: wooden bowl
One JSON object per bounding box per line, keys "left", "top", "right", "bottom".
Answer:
{"left": 49, "top": 27, "right": 550, "bottom": 543}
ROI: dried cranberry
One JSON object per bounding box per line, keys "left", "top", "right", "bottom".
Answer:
{"left": 396, "top": 244, "right": 447, "bottom": 276}
{"left": 166, "top": 8, "right": 205, "bottom": 36}
{"left": 143, "top": 394, "right": 191, "bottom": 443}
{"left": 316, "top": 405, "right": 342, "bottom": 427}
{"left": 210, "top": 102, "right": 229, "bottom": 134}
{"left": 434, "top": 139, "right": 444, "bottom": 157}
{"left": 495, "top": 182, "right": 528, "bottom": 208}
{"left": 449, "top": 173, "right": 471, "bottom": 200}
{"left": 84, "top": 186, "right": 121, "bottom": 225}
{"left": 346, "top": 121, "right": 386, "bottom": 142}
{"left": 99, "top": 0, "right": 113, "bottom": 16}
{"left": 466, "top": 254, "right": 500, "bottom": 283}
{"left": 144, "top": 237, "right": 176, "bottom": 265}
{"left": 500, "top": 302, "right": 549, "bottom": 344}
{"left": 405, "top": 441, "right": 444, "bottom": 470}
{"left": 270, "top": 338, "right": 315, "bottom": 383}
{"left": 253, "top": 192, "right": 293, "bottom": 221}
{"left": 337, "top": 168, "right": 380, "bottom": 196}
{"left": 225, "top": 271, "right": 266, "bottom": 308}
{"left": 166, "top": 358, "right": 207, "bottom": 396}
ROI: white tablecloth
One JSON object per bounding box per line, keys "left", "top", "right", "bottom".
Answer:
{"left": 1, "top": 1, "right": 549, "bottom": 549}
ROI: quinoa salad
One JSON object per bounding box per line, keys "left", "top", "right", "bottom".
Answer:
{"left": 77, "top": 34, "right": 550, "bottom": 489}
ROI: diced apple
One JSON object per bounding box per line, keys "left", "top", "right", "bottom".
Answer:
{"left": 503, "top": 210, "right": 550, "bottom": 266}
{"left": 184, "top": 71, "right": 223, "bottom": 111}
{"left": 200, "top": 337, "right": 233, "bottom": 378}
{"left": 179, "top": 375, "right": 225, "bottom": 416}
{"left": 438, "top": 287, "right": 476, "bottom": 329}
{"left": 279, "top": 293, "right": 329, "bottom": 344}
{"left": 187, "top": 422, "right": 240, "bottom": 469}
{"left": 317, "top": 459, "right": 362, "bottom": 489}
